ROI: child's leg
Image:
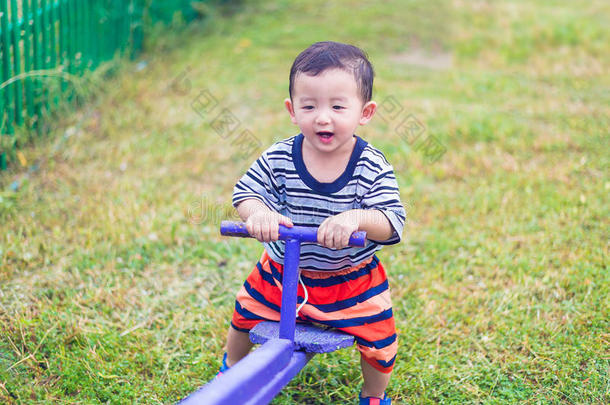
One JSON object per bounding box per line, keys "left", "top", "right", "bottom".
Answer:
{"left": 225, "top": 325, "right": 254, "bottom": 367}
{"left": 361, "top": 355, "right": 391, "bottom": 398}
{"left": 296, "top": 257, "right": 397, "bottom": 398}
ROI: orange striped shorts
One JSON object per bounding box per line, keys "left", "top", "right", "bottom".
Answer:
{"left": 231, "top": 250, "right": 397, "bottom": 373}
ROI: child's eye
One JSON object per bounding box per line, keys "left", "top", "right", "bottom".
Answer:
{"left": 333, "top": 105, "right": 345, "bottom": 110}
{"left": 302, "top": 106, "right": 314, "bottom": 110}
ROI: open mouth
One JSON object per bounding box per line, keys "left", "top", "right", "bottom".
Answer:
{"left": 316, "top": 131, "right": 334, "bottom": 141}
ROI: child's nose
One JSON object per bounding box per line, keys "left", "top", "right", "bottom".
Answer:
{"left": 315, "top": 111, "right": 331, "bottom": 125}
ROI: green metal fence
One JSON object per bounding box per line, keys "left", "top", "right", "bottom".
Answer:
{"left": 0, "top": 0, "right": 198, "bottom": 170}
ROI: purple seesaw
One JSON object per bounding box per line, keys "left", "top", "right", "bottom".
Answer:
{"left": 178, "top": 221, "right": 367, "bottom": 405}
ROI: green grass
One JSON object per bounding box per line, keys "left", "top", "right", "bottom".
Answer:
{"left": 1, "top": 0, "right": 608, "bottom": 403}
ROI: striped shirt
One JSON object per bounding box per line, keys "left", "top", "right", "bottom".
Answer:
{"left": 232, "top": 133, "right": 406, "bottom": 272}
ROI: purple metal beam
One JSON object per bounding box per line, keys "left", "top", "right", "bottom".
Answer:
{"left": 244, "top": 350, "right": 314, "bottom": 405}
{"left": 179, "top": 339, "right": 295, "bottom": 405}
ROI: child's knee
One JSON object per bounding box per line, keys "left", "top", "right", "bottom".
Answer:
{"left": 358, "top": 340, "right": 398, "bottom": 374}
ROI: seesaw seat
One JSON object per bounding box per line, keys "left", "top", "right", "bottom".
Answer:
{"left": 250, "top": 321, "right": 354, "bottom": 353}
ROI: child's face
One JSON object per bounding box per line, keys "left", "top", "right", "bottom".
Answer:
{"left": 285, "top": 68, "right": 376, "bottom": 157}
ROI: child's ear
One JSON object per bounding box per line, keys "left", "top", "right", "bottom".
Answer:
{"left": 359, "top": 101, "right": 377, "bottom": 125}
{"left": 284, "top": 98, "right": 298, "bottom": 125}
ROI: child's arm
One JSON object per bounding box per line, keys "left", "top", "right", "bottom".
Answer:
{"left": 236, "top": 199, "right": 293, "bottom": 243}
{"left": 317, "top": 209, "right": 394, "bottom": 249}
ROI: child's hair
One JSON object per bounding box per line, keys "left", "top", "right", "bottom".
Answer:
{"left": 289, "top": 41, "right": 374, "bottom": 103}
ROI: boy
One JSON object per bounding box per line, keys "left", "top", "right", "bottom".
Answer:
{"left": 221, "top": 41, "right": 406, "bottom": 404}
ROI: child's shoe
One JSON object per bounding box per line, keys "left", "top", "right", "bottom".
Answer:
{"left": 359, "top": 391, "right": 391, "bottom": 405}
{"left": 215, "top": 352, "right": 230, "bottom": 377}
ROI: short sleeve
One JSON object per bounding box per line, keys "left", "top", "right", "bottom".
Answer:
{"left": 361, "top": 167, "right": 406, "bottom": 245}
{"left": 232, "top": 150, "right": 281, "bottom": 211}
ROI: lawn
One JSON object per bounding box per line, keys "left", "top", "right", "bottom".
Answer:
{"left": 1, "top": 0, "right": 608, "bottom": 403}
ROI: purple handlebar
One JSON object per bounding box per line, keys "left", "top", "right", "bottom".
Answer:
{"left": 220, "top": 221, "right": 367, "bottom": 247}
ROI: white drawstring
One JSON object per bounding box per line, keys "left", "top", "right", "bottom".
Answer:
{"left": 296, "top": 273, "right": 308, "bottom": 317}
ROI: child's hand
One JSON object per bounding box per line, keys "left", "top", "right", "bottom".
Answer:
{"left": 245, "top": 210, "right": 294, "bottom": 243}
{"left": 317, "top": 210, "right": 360, "bottom": 249}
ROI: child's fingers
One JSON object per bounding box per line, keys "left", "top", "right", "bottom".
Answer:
{"left": 343, "top": 230, "right": 352, "bottom": 247}
{"left": 338, "top": 230, "right": 350, "bottom": 248}
{"left": 339, "top": 225, "right": 353, "bottom": 247}
{"left": 270, "top": 226, "right": 278, "bottom": 241}
{"left": 247, "top": 218, "right": 261, "bottom": 241}
{"left": 260, "top": 221, "right": 271, "bottom": 242}
{"left": 247, "top": 213, "right": 291, "bottom": 242}
{"left": 269, "top": 220, "right": 280, "bottom": 241}
{"left": 246, "top": 220, "right": 254, "bottom": 236}
{"left": 331, "top": 229, "right": 345, "bottom": 249}
{"left": 320, "top": 219, "right": 340, "bottom": 248}
{"left": 321, "top": 227, "right": 338, "bottom": 249}
{"left": 323, "top": 231, "right": 334, "bottom": 249}
{"left": 317, "top": 219, "right": 329, "bottom": 246}
{"left": 321, "top": 223, "right": 351, "bottom": 249}
{"left": 252, "top": 221, "right": 263, "bottom": 242}
{"left": 278, "top": 215, "right": 293, "bottom": 227}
